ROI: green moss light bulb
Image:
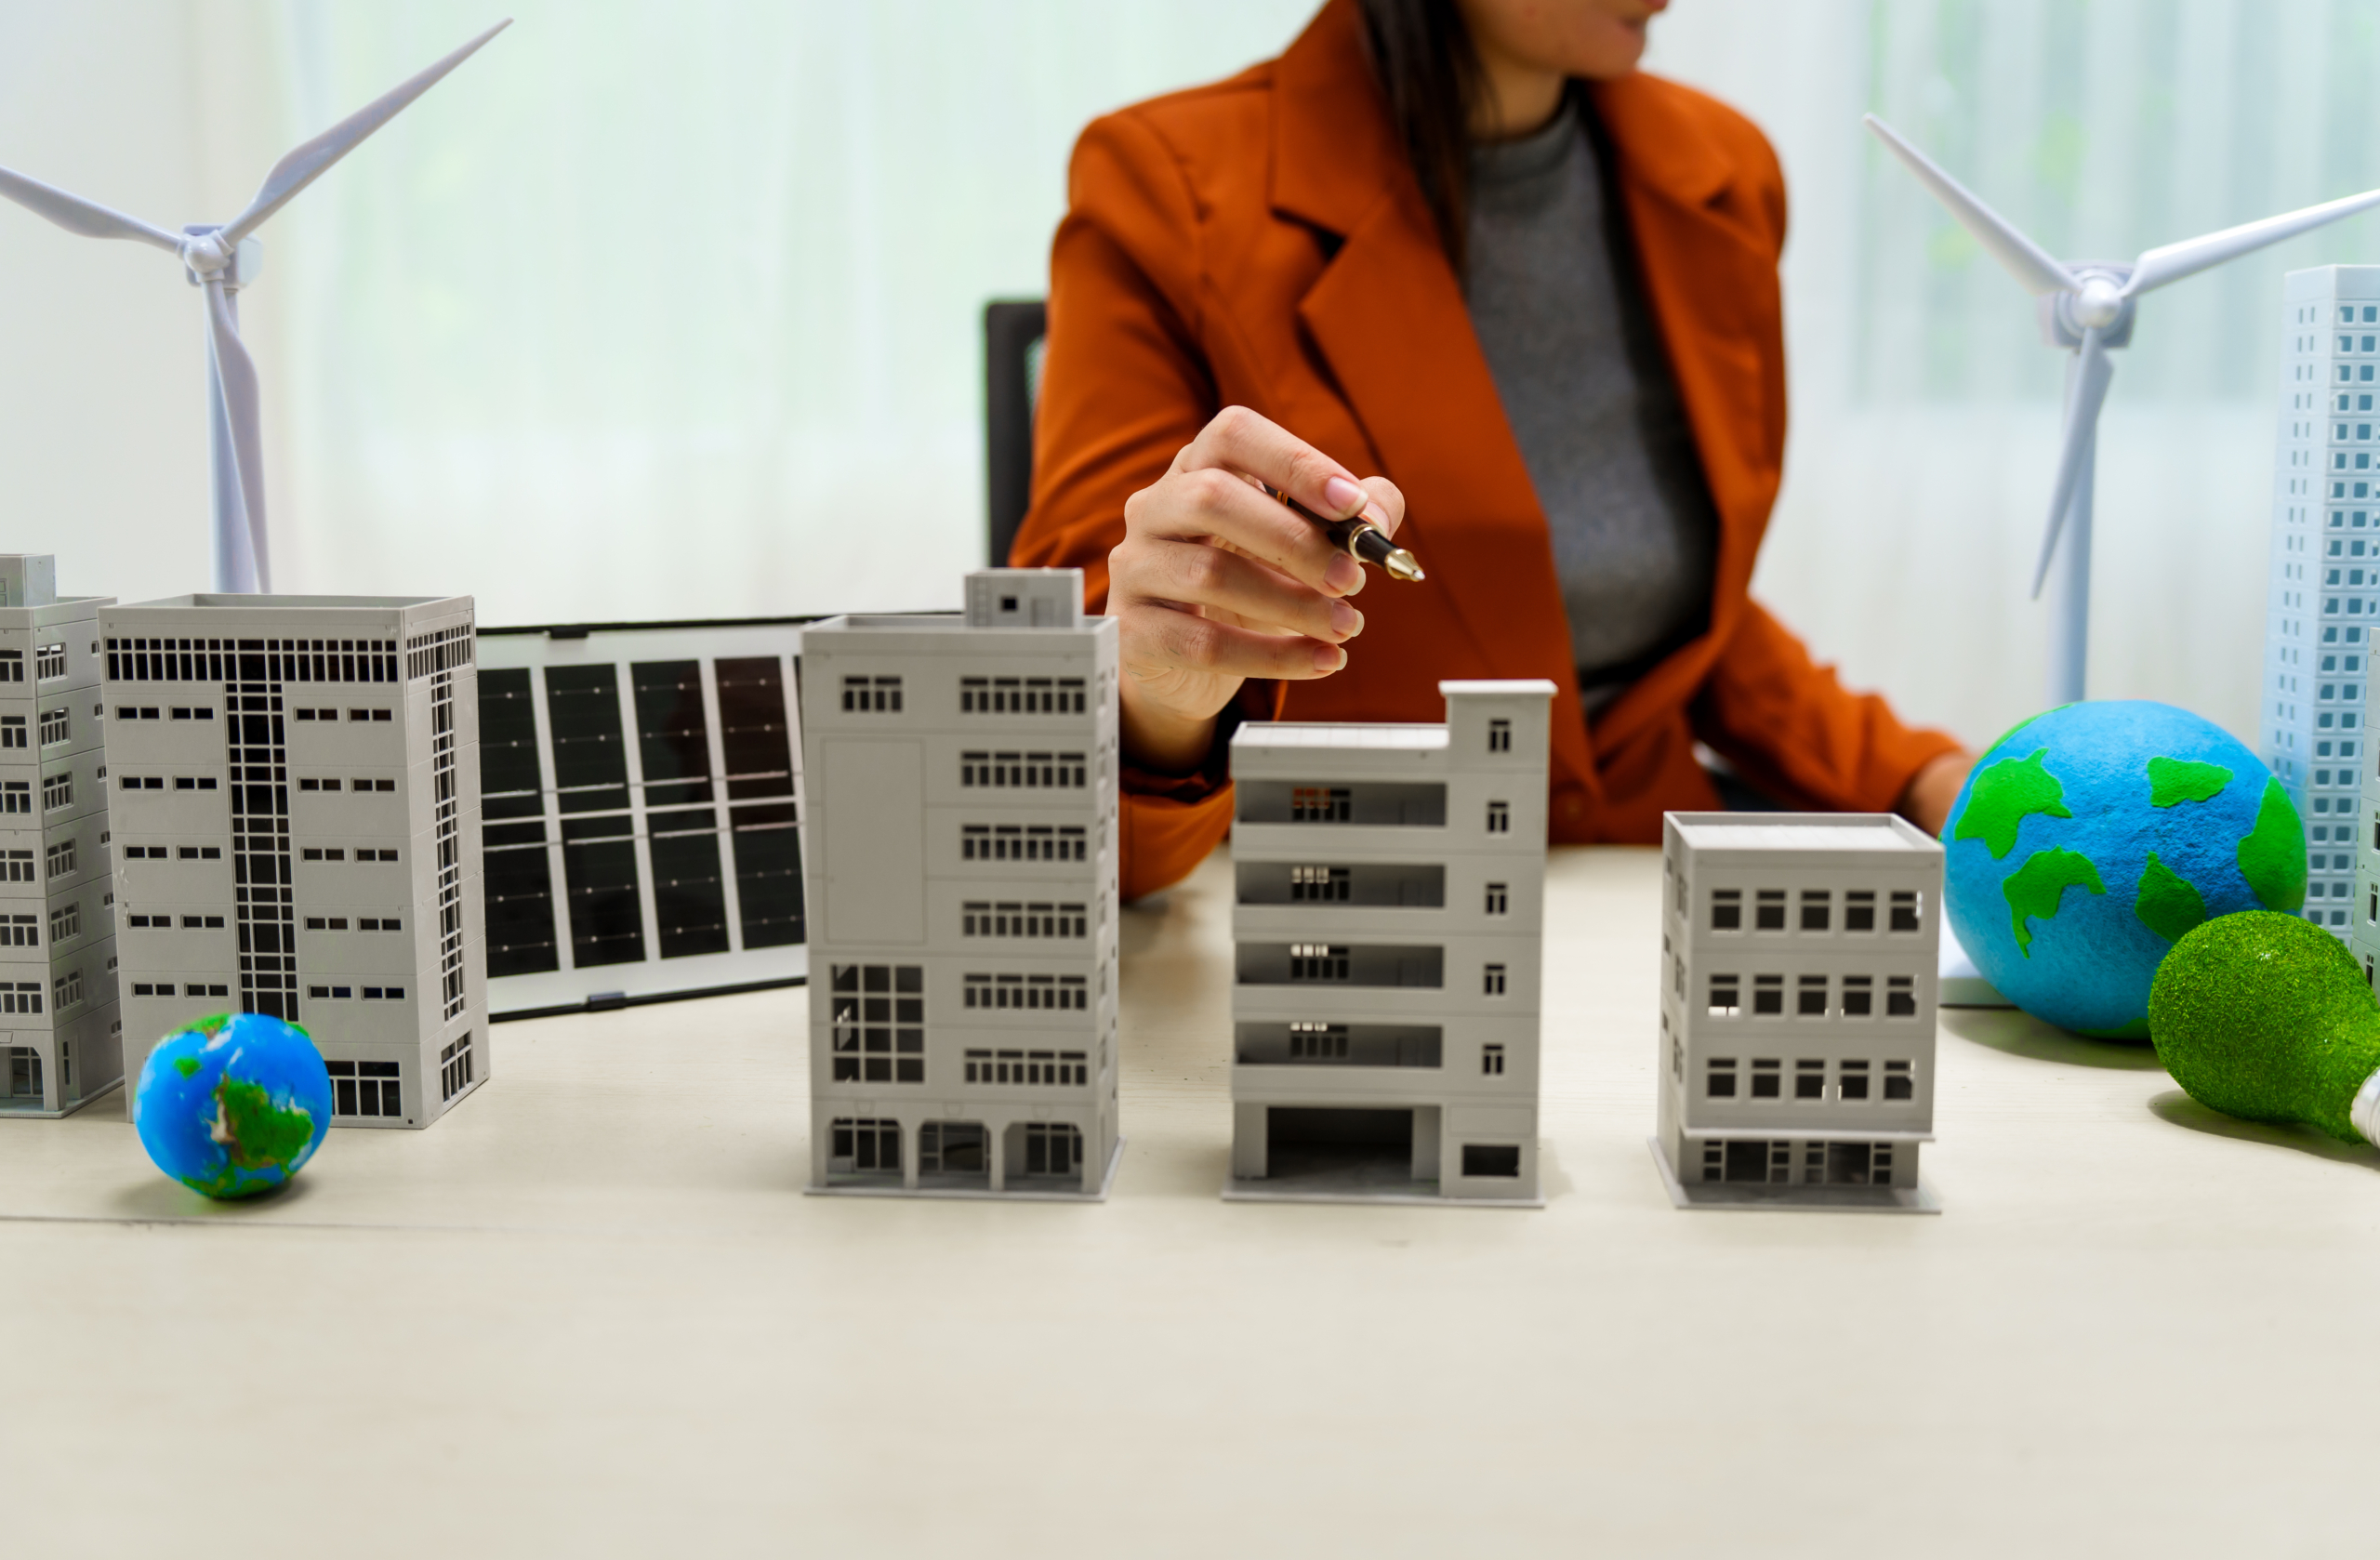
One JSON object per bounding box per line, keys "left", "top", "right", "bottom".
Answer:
{"left": 2148, "top": 912, "right": 2380, "bottom": 1144}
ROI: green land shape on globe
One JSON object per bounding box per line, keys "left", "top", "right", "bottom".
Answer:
{"left": 2003, "top": 846, "right": 2106, "bottom": 954}
{"left": 2236, "top": 777, "right": 2308, "bottom": 913}
{"left": 1954, "top": 747, "right": 2072, "bottom": 859}
{"left": 2135, "top": 851, "right": 2209, "bottom": 943}
{"left": 2146, "top": 757, "right": 2233, "bottom": 808}
{"left": 190, "top": 1077, "right": 314, "bottom": 1196}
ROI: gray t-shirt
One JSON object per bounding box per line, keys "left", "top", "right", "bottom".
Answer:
{"left": 1465, "top": 95, "right": 1718, "bottom": 710}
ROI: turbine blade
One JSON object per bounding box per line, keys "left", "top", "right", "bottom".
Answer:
{"left": 1863, "top": 114, "right": 2075, "bottom": 297}
{"left": 219, "top": 19, "right": 510, "bottom": 247}
{"left": 2030, "top": 328, "right": 2115, "bottom": 600}
{"left": 204, "top": 277, "right": 271, "bottom": 592}
{"left": 2124, "top": 185, "right": 2380, "bottom": 297}
{"left": 0, "top": 163, "right": 182, "bottom": 252}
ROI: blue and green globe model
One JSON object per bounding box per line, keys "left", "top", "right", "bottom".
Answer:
{"left": 1941, "top": 700, "right": 2307, "bottom": 1039}
{"left": 133, "top": 1011, "right": 333, "bottom": 1199}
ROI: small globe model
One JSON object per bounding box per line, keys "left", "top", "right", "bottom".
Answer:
{"left": 134, "top": 1012, "right": 333, "bottom": 1199}
{"left": 1941, "top": 700, "right": 2307, "bottom": 1039}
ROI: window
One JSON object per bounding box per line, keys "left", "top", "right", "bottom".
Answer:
{"left": 53, "top": 970, "right": 83, "bottom": 1010}
{"left": 185, "top": 983, "right": 229, "bottom": 998}
{"left": 1290, "top": 786, "right": 1351, "bottom": 822}
{"left": 1890, "top": 891, "right": 1923, "bottom": 932}
{"left": 1799, "top": 891, "right": 1830, "bottom": 932}
{"left": 180, "top": 847, "right": 221, "bottom": 860}
{"left": 34, "top": 643, "right": 64, "bottom": 681}
{"left": 169, "top": 706, "right": 213, "bottom": 721}
{"left": 1706, "top": 1057, "right": 1737, "bottom": 1096}
{"left": 0, "top": 718, "right": 20, "bottom": 749}
{"left": 0, "top": 983, "right": 41, "bottom": 1013}
{"left": 1461, "top": 1144, "right": 1522, "bottom": 1178}
{"left": 1839, "top": 1060, "right": 1871, "bottom": 1101}
{"left": 1708, "top": 974, "right": 1740, "bottom": 1017}
{"left": 37, "top": 707, "right": 67, "bottom": 746}
{"left": 1749, "top": 1059, "right": 1781, "bottom": 1098}
{"left": 352, "top": 778, "right": 394, "bottom": 792}
{"left": 1754, "top": 890, "right": 1786, "bottom": 930}
{"left": 1710, "top": 889, "right": 1741, "bottom": 931}
{"left": 5, "top": 1046, "right": 40, "bottom": 1099}
{"left": 307, "top": 985, "right": 354, "bottom": 1000}
{"left": 40, "top": 773, "right": 70, "bottom": 812}
{"left": 959, "top": 823, "right": 1087, "bottom": 862}
{"left": 1794, "top": 1059, "right": 1826, "bottom": 1099}
{"left": 959, "top": 750, "right": 1088, "bottom": 788}
{"left": 0, "top": 650, "right": 18, "bottom": 681}
{"left": 4, "top": 851, "right": 29, "bottom": 882}
{"left": 962, "top": 1049, "right": 1090, "bottom": 1084}
{"left": 958, "top": 675, "right": 1086, "bottom": 714}
{"left": 1886, "top": 976, "right": 1917, "bottom": 1018}
{"left": 1482, "top": 1042, "right": 1506, "bottom": 1075}
{"left": 1291, "top": 943, "right": 1351, "bottom": 982}
{"left": 1484, "top": 880, "right": 1508, "bottom": 915}
{"left": 0, "top": 782, "right": 24, "bottom": 813}
{"left": 1291, "top": 865, "right": 1352, "bottom": 901}
{"left": 1884, "top": 1060, "right": 1914, "bottom": 1101}
{"left": 2, "top": 916, "right": 34, "bottom": 947}
{"left": 1022, "top": 1122, "right": 1082, "bottom": 1177}
{"left": 1279, "top": 1022, "right": 1351, "bottom": 1062}
{"left": 1752, "top": 973, "right": 1783, "bottom": 1014}
{"left": 1842, "top": 975, "right": 1874, "bottom": 1017}
{"left": 441, "top": 1035, "right": 474, "bottom": 1102}
{"left": 1488, "top": 717, "right": 1511, "bottom": 752}
{"left": 960, "top": 902, "right": 1088, "bottom": 938}
{"left": 840, "top": 675, "right": 904, "bottom": 712}
{"left": 1796, "top": 974, "right": 1827, "bottom": 1016}
{"left": 830, "top": 1117, "right": 901, "bottom": 1175}
{"left": 47, "top": 904, "right": 78, "bottom": 944}
{"left": 960, "top": 972, "right": 1088, "bottom": 1011}
{"left": 1844, "top": 891, "right": 1876, "bottom": 932}
{"left": 1481, "top": 961, "right": 1509, "bottom": 996}
{"left": 360, "top": 986, "right": 404, "bottom": 1000}
{"left": 1486, "top": 800, "right": 1511, "bottom": 834}
{"left": 327, "top": 1060, "right": 403, "bottom": 1117}
{"left": 829, "top": 963, "right": 925, "bottom": 1083}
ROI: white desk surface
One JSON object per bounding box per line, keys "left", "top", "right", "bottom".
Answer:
{"left": 8, "top": 846, "right": 2378, "bottom": 1558}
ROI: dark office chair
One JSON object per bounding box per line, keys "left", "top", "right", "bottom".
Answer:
{"left": 984, "top": 297, "right": 1048, "bottom": 566}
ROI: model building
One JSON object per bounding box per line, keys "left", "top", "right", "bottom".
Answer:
{"left": 800, "top": 569, "right": 1119, "bottom": 1197}
{"left": 99, "top": 594, "right": 485, "bottom": 1129}
{"left": 1654, "top": 812, "right": 1942, "bottom": 1211}
{"left": 2267, "top": 265, "right": 2380, "bottom": 939}
{"left": 1225, "top": 680, "right": 1554, "bottom": 1205}
{"left": 0, "top": 556, "right": 122, "bottom": 1117}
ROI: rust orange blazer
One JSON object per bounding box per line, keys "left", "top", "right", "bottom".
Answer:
{"left": 1012, "top": 0, "right": 1960, "bottom": 901}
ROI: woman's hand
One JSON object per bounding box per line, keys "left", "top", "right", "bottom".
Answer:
{"left": 1897, "top": 750, "right": 1974, "bottom": 838}
{"left": 1109, "top": 406, "right": 1404, "bottom": 773}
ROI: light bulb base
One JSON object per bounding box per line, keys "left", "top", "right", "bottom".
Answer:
{"left": 2350, "top": 1066, "right": 2380, "bottom": 1149}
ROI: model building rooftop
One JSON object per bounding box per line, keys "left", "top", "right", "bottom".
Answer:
{"left": 112, "top": 594, "right": 462, "bottom": 612}
{"left": 1667, "top": 813, "right": 1938, "bottom": 855}
{"left": 1232, "top": 722, "right": 1451, "bottom": 751}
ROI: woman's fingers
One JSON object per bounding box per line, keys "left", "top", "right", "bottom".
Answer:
{"left": 1131, "top": 464, "right": 1364, "bottom": 598}
{"left": 1114, "top": 535, "right": 1363, "bottom": 647}
{"left": 1117, "top": 600, "right": 1349, "bottom": 681}
{"left": 1356, "top": 474, "right": 1406, "bottom": 540}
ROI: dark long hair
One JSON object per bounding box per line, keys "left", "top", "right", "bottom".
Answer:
{"left": 1355, "top": 0, "right": 1485, "bottom": 272}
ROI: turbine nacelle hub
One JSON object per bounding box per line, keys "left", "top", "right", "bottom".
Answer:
{"left": 178, "top": 225, "right": 262, "bottom": 289}
{"left": 2039, "top": 263, "right": 2137, "bottom": 350}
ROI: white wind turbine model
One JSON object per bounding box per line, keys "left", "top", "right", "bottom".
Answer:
{"left": 1866, "top": 114, "right": 2380, "bottom": 704}
{"left": 0, "top": 20, "right": 510, "bottom": 594}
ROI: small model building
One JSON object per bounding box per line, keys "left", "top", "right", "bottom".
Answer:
{"left": 1653, "top": 813, "right": 1943, "bottom": 1212}
{"left": 2267, "top": 264, "right": 2380, "bottom": 939}
{"left": 1225, "top": 680, "right": 1554, "bottom": 1205}
{"left": 100, "top": 594, "right": 486, "bottom": 1129}
{"left": 800, "top": 569, "right": 1120, "bottom": 1197}
{"left": 474, "top": 619, "right": 806, "bottom": 1017}
{"left": 0, "top": 556, "right": 123, "bottom": 1117}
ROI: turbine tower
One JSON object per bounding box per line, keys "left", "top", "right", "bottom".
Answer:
{"left": 0, "top": 21, "right": 510, "bottom": 594}
{"left": 1866, "top": 114, "right": 2380, "bottom": 704}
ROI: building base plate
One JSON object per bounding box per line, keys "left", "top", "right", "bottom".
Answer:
{"left": 1222, "top": 1169, "right": 1542, "bottom": 1210}
{"left": 806, "top": 1136, "right": 1123, "bottom": 1203}
{"left": 1648, "top": 1139, "right": 1940, "bottom": 1214}
{"left": 0, "top": 1076, "right": 124, "bottom": 1122}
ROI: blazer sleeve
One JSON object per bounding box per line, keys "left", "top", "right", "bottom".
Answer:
{"left": 1688, "top": 598, "right": 1963, "bottom": 815}
{"left": 1011, "top": 109, "right": 1262, "bottom": 901}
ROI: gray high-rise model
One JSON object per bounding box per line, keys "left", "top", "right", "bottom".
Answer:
{"left": 100, "top": 594, "right": 485, "bottom": 1129}
{"left": 1653, "top": 813, "right": 1943, "bottom": 1212}
{"left": 800, "top": 569, "right": 1120, "bottom": 1197}
{"left": 1226, "top": 680, "right": 1554, "bottom": 1205}
{"left": 0, "top": 556, "right": 122, "bottom": 1117}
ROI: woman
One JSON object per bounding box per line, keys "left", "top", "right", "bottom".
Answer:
{"left": 1013, "top": 0, "right": 1972, "bottom": 899}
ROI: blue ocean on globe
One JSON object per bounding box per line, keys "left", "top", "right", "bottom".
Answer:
{"left": 134, "top": 1012, "right": 333, "bottom": 1199}
{"left": 1941, "top": 700, "right": 2307, "bottom": 1039}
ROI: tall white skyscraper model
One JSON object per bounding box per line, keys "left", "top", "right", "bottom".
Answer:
{"left": 800, "top": 569, "right": 1120, "bottom": 1197}
{"left": 2267, "top": 265, "right": 2380, "bottom": 938}
{"left": 1653, "top": 813, "right": 1943, "bottom": 1212}
{"left": 1225, "top": 681, "right": 1554, "bottom": 1205}
{"left": 101, "top": 594, "right": 485, "bottom": 1129}
{"left": 0, "top": 557, "right": 122, "bottom": 1117}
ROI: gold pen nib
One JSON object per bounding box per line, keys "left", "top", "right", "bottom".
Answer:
{"left": 1382, "top": 548, "right": 1425, "bottom": 583}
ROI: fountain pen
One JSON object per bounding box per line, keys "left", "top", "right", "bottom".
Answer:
{"left": 1261, "top": 482, "right": 1425, "bottom": 583}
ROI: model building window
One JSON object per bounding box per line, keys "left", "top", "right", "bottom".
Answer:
{"left": 1839, "top": 1059, "right": 1871, "bottom": 1101}
{"left": 961, "top": 972, "right": 1087, "bottom": 1011}
{"left": 958, "top": 675, "right": 1087, "bottom": 714}
{"left": 1800, "top": 890, "right": 1831, "bottom": 932}
{"left": 1488, "top": 717, "right": 1512, "bottom": 752}
{"left": 4, "top": 851, "right": 30, "bottom": 882}
{"left": 1841, "top": 974, "right": 1875, "bottom": 1017}
{"left": 1710, "top": 888, "right": 1741, "bottom": 931}
{"left": 1022, "top": 1122, "right": 1082, "bottom": 1177}
{"left": 1483, "top": 961, "right": 1508, "bottom": 996}
{"left": 188, "top": 983, "right": 229, "bottom": 998}
{"left": 37, "top": 707, "right": 67, "bottom": 746}
{"left": 1886, "top": 975, "right": 1918, "bottom": 1017}
{"left": 0, "top": 984, "right": 41, "bottom": 1013}
{"left": 440, "top": 1035, "right": 474, "bottom": 1102}
{"left": 0, "top": 782, "right": 24, "bottom": 814}
{"left": 960, "top": 902, "right": 1087, "bottom": 938}
{"left": 3, "top": 917, "right": 34, "bottom": 948}
{"left": 840, "top": 675, "right": 903, "bottom": 713}
{"left": 1754, "top": 889, "right": 1786, "bottom": 930}
{"left": 1751, "top": 972, "right": 1783, "bottom": 1014}
{"left": 1707, "top": 974, "right": 1740, "bottom": 1017}
{"left": 959, "top": 750, "right": 1087, "bottom": 788}
{"left": 0, "top": 718, "right": 21, "bottom": 749}
{"left": 1291, "top": 865, "right": 1350, "bottom": 902}
{"left": 1706, "top": 1057, "right": 1737, "bottom": 1097}
{"left": 1884, "top": 1060, "right": 1915, "bottom": 1101}
{"left": 1289, "top": 1022, "right": 1349, "bottom": 1060}
{"left": 327, "top": 1060, "right": 402, "bottom": 1118}
{"left": 959, "top": 823, "right": 1087, "bottom": 862}
{"left": 1796, "top": 974, "right": 1828, "bottom": 1015}
{"left": 1889, "top": 891, "right": 1923, "bottom": 932}
{"left": 1290, "top": 786, "right": 1351, "bottom": 822}
{"left": 34, "top": 644, "right": 64, "bottom": 681}
{"left": 0, "top": 651, "right": 19, "bottom": 682}
{"left": 1744, "top": 1058, "right": 1779, "bottom": 1098}
{"left": 1844, "top": 890, "right": 1877, "bottom": 932}
{"left": 1481, "top": 1041, "right": 1506, "bottom": 1076}
{"left": 1485, "top": 800, "right": 1511, "bottom": 833}
{"left": 169, "top": 707, "right": 213, "bottom": 721}
{"left": 829, "top": 963, "right": 926, "bottom": 1083}
{"left": 1289, "top": 943, "right": 1351, "bottom": 982}
{"left": 49, "top": 970, "right": 82, "bottom": 1011}
{"left": 829, "top": 1117, "right": 901, "bottom": 1175}
{"left": 5, "top": 1047, "right": 39, "bottom": 1098}
{"left": 360, "top": 986, "right": 405, "bottom": 999}
{"left": 47, "top": 905, "right": 78, "bottom": 944}
{"left": 40, "top": 774, "right": 70, "bottom": 812}
{"left": 1485, "top": 880, "right": 1509, "bottom": 915}
{"left": 306, "top": 985, "right": 354, "bottom": 1000}
{"left": 1792, "top": 1059, "right": 1826, "bottom": 1099}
